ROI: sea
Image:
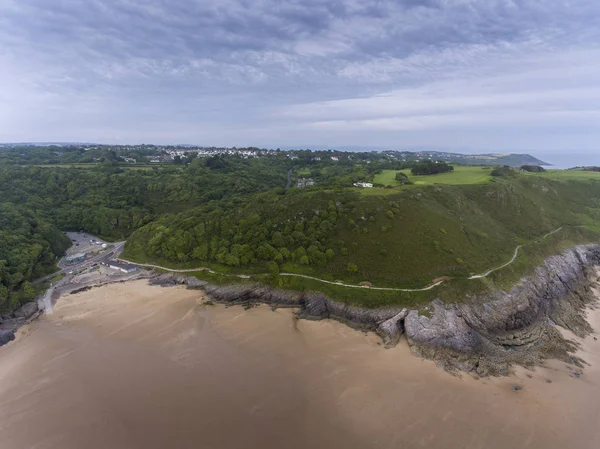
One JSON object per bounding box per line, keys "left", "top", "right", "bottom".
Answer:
{"left": 532, "top": 152, "right": 600, "bottom": 169}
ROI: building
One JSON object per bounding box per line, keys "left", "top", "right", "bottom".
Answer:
{"left": 123, "top": 157, "right": 136, "bottom": 163}
{"left": 353, "top": 182, "right": 373, "bottom": 188}
{"left": 108, "top": 260, "right": 139, "bottom": 273}
{"left": 297, "top": 178, "right": 315, "bottom": 188}
{"left": 65, "top": 253, "right": 87, "bottom": 264}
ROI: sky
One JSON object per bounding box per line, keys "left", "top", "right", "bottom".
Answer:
{"left": 1, "top": 0, "right": 600, "bottom": 155}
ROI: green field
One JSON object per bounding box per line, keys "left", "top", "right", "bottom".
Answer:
{"left": 374, "top": 166, "right": 494, "bottom": 187}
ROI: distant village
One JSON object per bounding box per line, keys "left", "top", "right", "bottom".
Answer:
{"left": 0, "top": 142, "right": 547, "bottom": 168}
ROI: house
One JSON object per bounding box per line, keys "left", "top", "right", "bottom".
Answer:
{"left": 331, "top": 156, "right": 339, "bottom": 161}
{"left": 297, "top": 178, "right": 315, "bottom": 188}
{"left": 312, "top": 156, "right": 321, "bottom": 161}
{"left": 123, "top": 157, "right": 136, "bottom": 163}
{"left": 353, "top": 182, "right": 373, "bottom": 188}
{"left": 108, "top": 260, "right": 138, "bottom": 273}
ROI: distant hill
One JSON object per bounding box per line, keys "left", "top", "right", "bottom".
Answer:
{"left": 380, "top": 151, "right": 550, "bottom": 167}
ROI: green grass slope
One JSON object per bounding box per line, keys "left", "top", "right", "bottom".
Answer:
{"left": 124, "top": 174, "right": 600, "bottom": 307}
{"left": 374, "top": 166, "right": 494, "bottom": 186}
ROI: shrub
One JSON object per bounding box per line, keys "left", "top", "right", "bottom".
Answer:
{"left": 491, "top": 166, "right": 515, "bottom": 177}
{"left": 521, "top": 165, "right": 546, "bottom": 173}
{"left": 346, "top": 263, "right": 359, "bottom": 273}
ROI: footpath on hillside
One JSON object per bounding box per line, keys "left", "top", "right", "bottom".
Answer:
{"left": 121, "top": 226, "right": 565, "bottom": 293}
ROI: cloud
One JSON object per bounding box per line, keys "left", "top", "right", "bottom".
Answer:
{"left": 0, "top": 0, "right": 600, "bottom": 150}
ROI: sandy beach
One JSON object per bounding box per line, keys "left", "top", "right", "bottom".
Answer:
{"left": 1, "top": 280, "right": 599, "bottom": 449}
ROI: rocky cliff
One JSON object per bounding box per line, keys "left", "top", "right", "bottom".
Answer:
{"left": 151, "top": 244, "right": 600, "bottom": 375}
{"left": 405, "top": 245, "right": 600, "bottom": 375}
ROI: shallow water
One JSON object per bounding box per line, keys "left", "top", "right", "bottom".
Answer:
{"left": 1, "top": 281, "right": 600, "bottom": 449}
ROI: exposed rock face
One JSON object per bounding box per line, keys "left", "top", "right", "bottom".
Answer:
{"left": 377, "top": 309, "right": 409, "bottom": 348}
{"left": 0, "top": 330, "right": 15, "bottom": 346}
{"left": 13, "top": 302, "right": 39, "bottom": 320}
{"left": 151, "top": 245, "right": 600, "bottom": 375}
{"left": 405, "top": 245, "right": 600, "bottom": 375}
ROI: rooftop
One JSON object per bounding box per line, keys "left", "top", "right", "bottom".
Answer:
{"left": 108, "top": 260, "right": 138, "bottom": 271}
{"left": 66, "top": 252, "right": 87, "bottom": 260}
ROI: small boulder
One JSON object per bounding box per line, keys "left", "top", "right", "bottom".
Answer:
{"left": 186, "top": 276, "right": 206, "bottom": 289}
{"left": 0, "top": 330, "right": 15, "bottom": 346}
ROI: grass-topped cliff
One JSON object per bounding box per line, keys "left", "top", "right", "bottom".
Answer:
{"left": 123, "top": 171, "right": 600, "bottom": 307}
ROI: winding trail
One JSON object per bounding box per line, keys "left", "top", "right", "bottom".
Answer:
{"left": 120, "top": 226, "right": 564, "bottom": 293}
{"left": 468, "top": 227, "right": 563, "bottom": 279}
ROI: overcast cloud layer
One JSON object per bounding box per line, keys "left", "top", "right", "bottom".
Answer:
{"left": 1, "top": 0, "right": 600, "bottom": 152}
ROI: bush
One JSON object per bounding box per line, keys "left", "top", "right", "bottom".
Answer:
{"left": 346, "top": 263, "right": 359, "bottom": 273}
{"left": 491, "top": 166, "right": 515, "bottom": 177}
{"left": 521, "top": 165, "right": 546, "bottom": 173}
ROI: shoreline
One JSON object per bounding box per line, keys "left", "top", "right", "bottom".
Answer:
{"left": 149, "top": 244, "right": 600, "bottom": 375}
{"left": 3, "top": 243, "right": 600, "bottom": 377}
{"left": 5, "top": 280, "right": 600, "bottom": 448}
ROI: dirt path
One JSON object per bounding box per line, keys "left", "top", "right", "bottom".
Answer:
{"left": 121, "top": 227, "right": 565, "bottom": 293}
{"left": 468, "top": 227, "right": 563, "bottom": 279}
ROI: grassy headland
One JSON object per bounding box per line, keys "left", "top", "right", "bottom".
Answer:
{"left": 123, "top": 173, "right": 600, "bottom": 307}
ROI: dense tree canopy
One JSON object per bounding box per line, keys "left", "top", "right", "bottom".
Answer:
{"left": 0, "top": 204, "right": 70, "bottom": 311}
{"left": 411, "top": 161, "right": 454, "bottom": 176}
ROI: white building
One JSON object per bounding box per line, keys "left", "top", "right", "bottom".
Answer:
{"left": 353, "top": 182, "right": 373, "bottom": 188}
{"left": 108, "top": 261, "right": 138, "bottom": 273}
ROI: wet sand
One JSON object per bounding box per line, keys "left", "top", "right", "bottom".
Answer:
{"left": 1, "top": 281, "right": 600, "bottom": 449}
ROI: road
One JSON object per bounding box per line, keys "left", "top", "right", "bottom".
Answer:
{"left": 36, "top": 237, "right": 127, "bottom": 313}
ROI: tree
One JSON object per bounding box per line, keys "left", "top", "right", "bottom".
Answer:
{"left": 395, "top": 172, "right": 409, "bottom": 184}
{"left": 267, "top": 261, "right": 280, "bottom": 276}
{"left": 411, "top": 161, "right": 454, "bottom": 176}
